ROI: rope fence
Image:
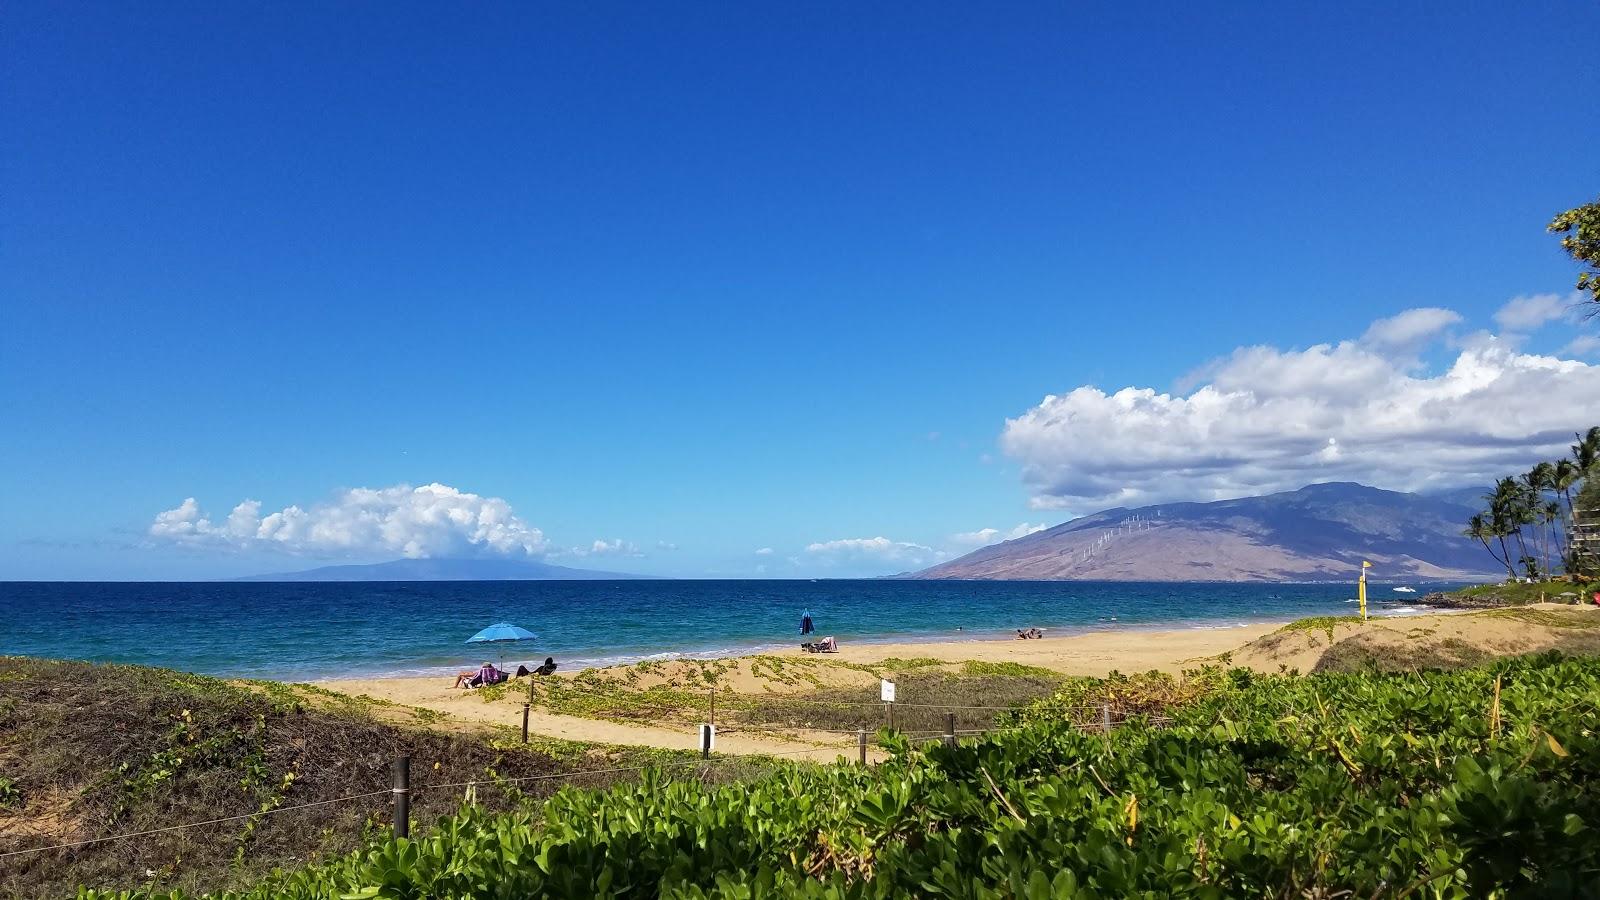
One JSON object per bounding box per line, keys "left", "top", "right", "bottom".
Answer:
{"left": 0, "top": 790, "right": 392, "bottom": 862}
{"left": 0, "top": 741, "right": 922, "bottom": 863}
{"left": 700, "top": 696, "right": 1103, "bottom": 712}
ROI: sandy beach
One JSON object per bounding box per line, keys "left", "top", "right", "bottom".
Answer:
{"left": 316, "top": 622, "right": 1285, "bottom": 759}
{"left": 777, "top": 622, "right": 1286, "bottom": 673}
{"left": 311, "top": 605, "right": 1600, "bottom": 761}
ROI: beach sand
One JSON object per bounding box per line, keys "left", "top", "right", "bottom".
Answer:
{"left": 316, "top": 622, "right": 1283, "bottom": 759}
{"left": 784, "top": 623, "right": 1283, "bottom": 675}
{"left": 316, "top": 607, "right": 1600, "bottom": 760}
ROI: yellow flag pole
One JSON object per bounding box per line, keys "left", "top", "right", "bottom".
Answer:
{"left": 1359, "top": 561, "right": 1371, "bottom": 621}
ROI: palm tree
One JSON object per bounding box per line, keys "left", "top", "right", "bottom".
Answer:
{"left": 1487, "top": 477, "right": 1536, "bottom": 580}
{"left": 1464, "top": 513, "right": 1514, "bottom": 578}
{"left": 1554, "top": 458, "right": 1581, "bottom": 519}
{"left": 1523, "top": 463, "right": 1555, "bottom": 576}
{"left": 1543, "top": 500, "right": 1562, "bottom": 576}
{"left": 1574, "top": 427, "right": 1600, "bottom": 475}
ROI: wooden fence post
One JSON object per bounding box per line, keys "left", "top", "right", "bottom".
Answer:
{"left": 943, "top": 713, "right": 956, "bottom": 748}
{"left": 522, "top": 703, "right": 530, "bottom": 743}
{"left": 857, "top": 728, "right": 868, "bottom": 765}
{"left": 392, "top": 754, "right": 411, "bottom": 839}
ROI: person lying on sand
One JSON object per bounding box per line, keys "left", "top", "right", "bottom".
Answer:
{"left": 453, "top": 662, "right": 504, "bottom": 688}
{"left": 1015, "top": 627, "right": 1045, "bottom": 640}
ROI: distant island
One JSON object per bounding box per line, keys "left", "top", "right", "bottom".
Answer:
{"left": 914, "top": 482, "right": 1498, "bottom": 582}
{"left": 235, "top": 557, "right": 650, "bottom": 582}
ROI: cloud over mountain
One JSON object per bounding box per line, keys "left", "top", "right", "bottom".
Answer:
{"left": 804, "top": 536, "right": 942, "bottom": 568}
{"left": 149, "top": 483, "right": 547, "bottom": 558}
{"left": 1002, "top": 304, "right": 1600, "bottom": 512}
{"left": 949, "top": 523, "right": 1049, "bottom": 547}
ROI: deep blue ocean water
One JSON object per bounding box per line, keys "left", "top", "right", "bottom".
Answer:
{"left": 0, "top": 580, "right": 1458, "bottom": 681}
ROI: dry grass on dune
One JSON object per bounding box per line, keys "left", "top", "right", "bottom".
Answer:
{"left": 1227, "top": 605, "right": 1600, "bottom": 674}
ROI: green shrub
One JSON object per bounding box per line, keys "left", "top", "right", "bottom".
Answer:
{"left": 77, "top": 654, "right": 1600, "bottom": 898}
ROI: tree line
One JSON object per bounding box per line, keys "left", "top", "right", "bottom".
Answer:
{"left": 1465, "top": 426, "right": 1600, "bottom": 580}
{"left": 1457, "top": 198, "right": 1600, "bottom": 582}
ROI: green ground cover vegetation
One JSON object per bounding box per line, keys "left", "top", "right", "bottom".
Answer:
{"left": 70, "top": 652, "right": 1600, "bottom": 899}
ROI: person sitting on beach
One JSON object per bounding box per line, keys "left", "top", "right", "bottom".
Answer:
{"left": 533, "top": 657, "right": 558, "bottom": 676}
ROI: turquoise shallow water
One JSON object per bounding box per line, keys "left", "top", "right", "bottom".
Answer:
{"left": 0, "top": 580, "right": 1457, "bottom": 681}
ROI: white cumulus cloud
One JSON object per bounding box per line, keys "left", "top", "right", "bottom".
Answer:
{"left": 555, "top": 538, "right": 645, "bottom": 558}
{"left": 1001, "top": 306, "right": 1600, "bottom": 512}
{"left": 1493, "top": 293, "right": 1576, "bottom": 333}
{"left": 754, "top": 547, "right": 775, "bottom": 555}
{"left": 586, "top": 539, "right": 643, "bottom": 557}
{"left": 149, "top": 483, "right": 547, "bottom": 558}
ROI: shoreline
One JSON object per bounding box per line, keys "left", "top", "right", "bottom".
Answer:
{"left": 3, "top": 581, "right": 1467, "bottom": 684}
{"left": 321, "top": 603, "right": 1444, "bottom": 682}
{"left": 315, "top": 617, "right": 1303, "bottom": 696}
{"left": 0, "top": 604, "right": 1452, "bottom": 686}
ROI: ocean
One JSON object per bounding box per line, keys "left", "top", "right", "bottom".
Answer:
{"left": 0, "top": 580, "right": 1455, "bottom": 682}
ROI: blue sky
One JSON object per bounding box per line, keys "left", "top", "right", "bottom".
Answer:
{"left": 4, "top": 2, "right": 1598, "bottom": 580}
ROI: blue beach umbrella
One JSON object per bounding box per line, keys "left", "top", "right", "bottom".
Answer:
{"left": 466, "top": 623, "right": 537, "bottom": 645}
{"left": 466, "top": 622, "right": 538, "bottom": 670}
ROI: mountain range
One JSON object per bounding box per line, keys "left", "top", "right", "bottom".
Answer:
{"left": 913, "top": 482, "right": 1497, "bottom": 582}
{"left": 237, "top": 483, "right": 1498, "bottom": 583}
{"left": 234, "top": 557, "right": 647, "bottom": 582}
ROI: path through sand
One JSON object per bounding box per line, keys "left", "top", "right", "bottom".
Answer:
{"left": 316, "top": 676, "right": 876, "bottom": 763}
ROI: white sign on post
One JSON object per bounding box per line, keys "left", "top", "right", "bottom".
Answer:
{"left": 880, "top": 679, "right": 896, "bottom": 703}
